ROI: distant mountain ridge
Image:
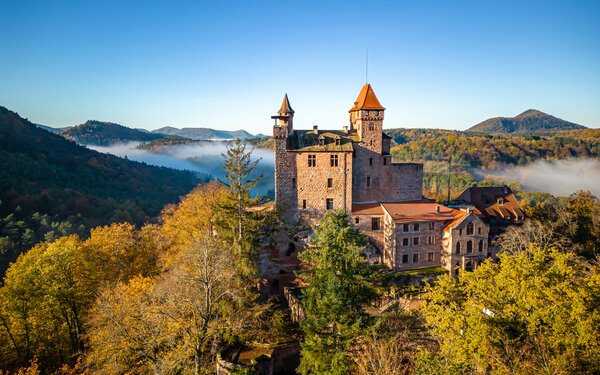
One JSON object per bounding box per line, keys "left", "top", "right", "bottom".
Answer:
{"left": 62, "top": 120, "right": 166, "bottom": 146}
{"left": 467, "top": 109, "right": 586, "bottom": 133}
{"left": 152, "top": 126, "right": 256, "bottom": 140}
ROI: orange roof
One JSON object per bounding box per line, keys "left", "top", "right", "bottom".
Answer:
{"left": 352, "top": 203, "right": 384, "bottom": 215}
{"left": 444, "top": 210, "right": 468, "bottom": 232}
{"left": 379, "top": 200, "right": 456, "bottom": 224}
{"left": 349, "top": 84, "right": 385, "bottom": 112}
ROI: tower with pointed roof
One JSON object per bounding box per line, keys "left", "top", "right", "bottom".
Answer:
{"left": 349, "top": 83, "right": 386, "bottom": 154}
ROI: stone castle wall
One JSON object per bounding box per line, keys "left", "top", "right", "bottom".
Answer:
{"left": 352, "top": 144, "right": 423, "bottom": 203}
{"left": 293, "top": 151, "right": 353, "bottom": 215}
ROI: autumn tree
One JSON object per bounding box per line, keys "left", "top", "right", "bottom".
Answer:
{"left": 298, "top": 211, "right": 376, "bottom": 375}
{"left": 418, "top": 245, "right": 600, "bottom": 374}
{"left": 85, "top": 183, "right": 268, "bottom": 374}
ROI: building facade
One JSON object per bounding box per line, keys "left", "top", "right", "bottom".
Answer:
{"left": 272, "top": 85, "right": 493, "bottom": 273}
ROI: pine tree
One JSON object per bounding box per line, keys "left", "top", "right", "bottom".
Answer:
{"left": 298, "top": 211, "right": 376, "bottom": 375}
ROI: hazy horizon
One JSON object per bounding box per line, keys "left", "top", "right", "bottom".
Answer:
{"left": 1, "top": 1, "right": 599, "bottom": 134}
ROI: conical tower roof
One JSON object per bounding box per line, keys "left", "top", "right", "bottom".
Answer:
{"left": 349, "top": 84, "right": 385, "bottom": 112}
{"left": 278, "top": 93, "right": 294, "bottom": 115}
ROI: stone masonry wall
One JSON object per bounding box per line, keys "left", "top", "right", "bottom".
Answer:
{"left": 442, "top": 213, "right": 490, "bottom": 274}
{"left": 352, "top": 145, "right": 423, "bottom": 203}
{"left": 353, "top": 214, "right": 384, "bottom": 250}
{"left": 393, "top": 220, "right": 446, "bottom": 271}
{"left": 294, "top": 151, "right": 353, "bottom": 216}
{"left": 274, "top": 126, "right": 298, "bottom": 224}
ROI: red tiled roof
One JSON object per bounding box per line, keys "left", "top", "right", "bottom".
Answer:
{"left": 444, "top": 210, "right": 468, "bottom": 232}
{"left": 457, "top": 186, "right": 525, "bottom": 222}
{"left": 379, "top": 200, "right": 456, "bottom": 224}
{"left": 349, "top": 84, "right": 385, "bottom": 112}
{"left": 352, "top": 203, "right": 384, "bottom": 215}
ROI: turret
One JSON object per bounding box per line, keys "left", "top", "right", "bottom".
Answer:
{"left": 271, "top": 93, "right": 294, "bottom": 138}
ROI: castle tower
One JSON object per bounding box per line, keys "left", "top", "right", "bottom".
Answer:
{"left": 348, "top": 84, "right": 385, "bottom": 153}
{"left": 272, "top": 94, "right": 298, "bottom": 221}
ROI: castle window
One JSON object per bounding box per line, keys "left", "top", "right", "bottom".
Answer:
{"left": 413, "top": 237, "right": 420, "bottom": 246}
{"left": 369, "top": 158, "right": 373, "bottom": 166}
{"left": 302, "top": 199, "right": 307, "bottom": 209}
{"left": 428, "top": 222, "right": 435, "bottom": 230}
{"left": 335, "top": 137, "right": 341, "bottom": 146}
{"left": 292, "top": 178, "right": 296, "bottom": 188}
{"left": 459, "top": 229, "right": 463, "bottom": 236}
{"left": 365, "top": 110, "right": 369, "bottom": 116}
{"left": 455, "top": 242, "right": 461, "bottom": 254}
{"left": 366, "top": 176, "right": 371, "bottom": 187}
{"left": 466, "top": 222, "right": 474, "bottom": 235}
{"left": 371, "top": 217, "right": 381, "bottom": 230}
{"left": 383, "top": 157, "right": 387, "bottom": 165}
{"left": 326, "top": 198, "right": 334, "bottom": 210}
{"left": 428, "top": 252, "right": 434, "bottom": 262}
{"left": 375, "top": 110, "right": 379, "bottom": 116}
{"left": 355, "top": 217, "right": 359, "bottom": 224}
{"left": 428, "top": 235, "right": 435, "bottom": 244}
{"left": 330, "top": 155, "right": 339, "bottom": 167}
{"left": 413, "top": 223, "right": 420, "bottom": 232}
{"left": 478, "top": 226, "right": 482, "bottom": 235}
{"left": 327, "top": 178, "right": 333, "bottom": 188}
{"left": 402, "top": 254, "right": 408, "bottom": 264}
{"left": 403, "top": 224, "right": 409, "bottom": 232}
{"left": 413, "top": 253, "right": 419, "bottom": 263}
{"left": 402, "top": 238, "right": 409, "bottom": 246}
{"left": 478, "top": 240, "right": 483, "bottom": 252}
{"left": 466, "top": 240, "right": 473, "bottom": 254}
{"left": 308, "top": 154, "right": 316, "bottom": 167}
{"left": 369, "top": 123, "right": 375, "bottom": 131}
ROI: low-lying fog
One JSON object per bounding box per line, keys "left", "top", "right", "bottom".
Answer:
{"left": 88, "top": 141, "right": 275, "bottom": 197}
{"left": 478, "top": 158, "right": 600, "bottom": 197}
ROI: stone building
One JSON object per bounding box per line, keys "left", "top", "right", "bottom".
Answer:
{"left": 272, "top": 84, "right": 492, "bottom": 274}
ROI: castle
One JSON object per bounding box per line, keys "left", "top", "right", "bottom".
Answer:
{"left": 272, "top": 84, "right": 501, "bottom": 274}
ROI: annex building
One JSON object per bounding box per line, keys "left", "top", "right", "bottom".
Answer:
{"left": 272, "top": 84, "right": 498, "bottom": 274}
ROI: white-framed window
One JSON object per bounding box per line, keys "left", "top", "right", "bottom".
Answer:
{"left": 326, "top": 198, "right": 333, "bottom": 210}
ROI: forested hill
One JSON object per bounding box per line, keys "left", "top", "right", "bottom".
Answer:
{"left": 0, "top": 106, "right": 204, "bottom": 275}
{"left": 467, "top": 109, "right": 586, "bottom": 133}
{"left": 386, "top": 128, "right": 600, "bottom": 169}
{"left": 152, "top": 126, "right": 256, "bottom": 140}
{"left": 62, "top": 120, "right": 167, "bottom": 145}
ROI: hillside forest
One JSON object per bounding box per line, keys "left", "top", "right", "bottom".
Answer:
{"left": 0, "top": 137, "right": 598, "bottom": 374}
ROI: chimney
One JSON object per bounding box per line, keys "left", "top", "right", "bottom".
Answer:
{"left": 343, "top": 125, "right": 348, "bottom": 133}
{"left": 435, "top": 205, "right": 440, "bottom": 214}
{"left": 313, "top": 125, "right": 318, "bottom": 135}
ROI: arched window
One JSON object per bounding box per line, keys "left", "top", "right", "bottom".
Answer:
{"left": 466, "top": 240, "right": 473, "bottom": 254}
{"left": 478, "top": 240, "right": 483, "bottom": 252}
{"left": 455, "top": 242, "right": 461, "bottom": 254}
{"left": 466, "top": 222, "right": 474, "bottom": 235}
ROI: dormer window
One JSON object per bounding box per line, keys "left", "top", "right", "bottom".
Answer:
{"left": 334, "top": 137, "right": 341, "bottom": 146}
{"left": 318, "top": 136, "right": 325, "bottom": 146}
{"left": 497, "top": 198, "right": 504, "bottom": 206}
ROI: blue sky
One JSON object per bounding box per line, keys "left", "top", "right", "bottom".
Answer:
{"left": 1, "top": 0, "right": 599, "bottom": 134}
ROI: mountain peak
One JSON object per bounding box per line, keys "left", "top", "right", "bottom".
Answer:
{"left": 467, "top": 109, "right": 586, "bottom": 133}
